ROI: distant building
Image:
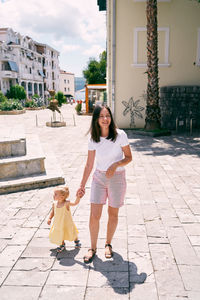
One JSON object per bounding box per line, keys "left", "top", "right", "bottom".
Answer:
{"left": 59, "top": 70, "right": 75, "bottom": 100}
{"left": 0, "top": 27, "right": 60, "bottom": 98}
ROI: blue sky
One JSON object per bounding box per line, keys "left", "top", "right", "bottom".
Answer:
{"left": 0, "top": 0, "right": 106, "bottom": 77}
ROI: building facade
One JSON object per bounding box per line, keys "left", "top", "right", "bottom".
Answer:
{"left": 105, "top": 0, "right": 200, "bottom": 128}
{"left": 59, "top": 70, "right": 75, "bottom": 99}
{"left": 0, "top": 28, "right": 60, "bottom": 99}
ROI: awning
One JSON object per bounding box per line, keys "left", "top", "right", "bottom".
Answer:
{"left": 38, "top": 70, "right": 45, "bottom": 77}
{"left": 8, "top": 61, "right": 19, "bottom": 72}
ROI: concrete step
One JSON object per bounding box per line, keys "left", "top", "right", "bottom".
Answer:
{"left": 0, "top": 125, "right": 26, "bottom": 158}
{"left": 0, "top": 135, "right": 45, "bottom": 180}
{"left": 0, "top": 137, "right": 65, "bottom": 194}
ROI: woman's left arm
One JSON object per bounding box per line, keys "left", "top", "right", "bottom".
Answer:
{"left": 106, "top": 145, "right": 132, "bottom": 178}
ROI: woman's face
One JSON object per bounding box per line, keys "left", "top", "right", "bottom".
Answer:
{"left": 98, "top": 107, "right": 111, "bottom": 130}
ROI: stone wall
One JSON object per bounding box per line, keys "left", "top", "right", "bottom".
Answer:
{"left": 160, "top": 86, "right": 200, "bottom": 130}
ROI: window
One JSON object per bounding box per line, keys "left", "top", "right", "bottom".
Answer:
{"left": 64, "top": 87, "right": 66, "bottom": 92}
{"left": 64, "top": 79, "right": 66, "bottom": 84}
{"left": 196, "top": 28, "right": 200, "bottom": 66}
{"left": 132, "top": 27, "right": 170, "bottom": 67}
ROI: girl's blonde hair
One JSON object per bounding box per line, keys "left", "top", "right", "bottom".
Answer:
{"left": 54, "top": 186, "right": 69, "bottom": 199}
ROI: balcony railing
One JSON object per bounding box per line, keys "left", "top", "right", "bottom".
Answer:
{"left": 0, "top": 71, "right": 18, "bottom": 79}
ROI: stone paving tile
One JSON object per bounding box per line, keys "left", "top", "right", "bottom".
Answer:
{"left": 188, "top": 291, "right": 200, "bottom": 300}
{"left": 40, "top": 286, "right": 86, "bottom": 300}
{"left": 167, "top": 227, "right": 200, "bottom": 265}
{"left": 1, "top": 106, "right": 200, "bottom": 299}
{"left": 0, "top": 245, "right": 26, "bottom": 267}
{"left": 87, "top": 269, "right": 129, "bottom": 288}
{"left": 129, "top": 282, "right": 158, "bottom": 300}
{"left": 0, "top": 267, "right": 11, "bottom": 285}
{"left": 178, "top": 265, "right": 200, "bottom": 291}
{"left": 46, "top": 270, "right": 88, "bottom": 286}
{"left": 85, "top": 287, "right": 129, "bottom": 300}
{"left": 0, "top": 286, "right": 42, "bottom": 300}
{"left": 13, "top": 257, "right": 55, "bottom": 271}
{"left": 4, "top": 270, "right": 49, "bottom": 286}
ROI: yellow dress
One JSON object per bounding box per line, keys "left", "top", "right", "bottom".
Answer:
{"left": 49, "top": 203, "right": 78, "bottom": 245}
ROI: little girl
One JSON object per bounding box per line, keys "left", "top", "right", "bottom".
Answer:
{"left": 47, "top": 186, "right": 80, "bottom": 252}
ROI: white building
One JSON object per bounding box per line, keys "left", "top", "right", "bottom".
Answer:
{"left": 59, "top": 70, "right": 75, "bottom": 100}
{"left": 0, "top": 28, "right": 60, "bottom": 99}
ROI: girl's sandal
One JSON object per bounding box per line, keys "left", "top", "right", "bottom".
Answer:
{"left": 83, "top": 248, "right": 96, "bottom": 263}
{"left": 74, "top": 239, "right": 81, "bottom": 248}
{"left": 105, "top": 243, "right": 113, "bottom": 258}
{"left": 56, "top": 244, "right": 65, "bottom": 253}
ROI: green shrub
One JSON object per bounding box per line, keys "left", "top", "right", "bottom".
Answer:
{"left": 32, "top": 94, "right": 39, "bottom": 99}
{"left": 55, "top": 91, "right": 66, "bottom": 106}
{"left": 75, "top": 102, "right": 82, "bottom": 114}
{"left": 0, "top": 91, "right": 7, "bottom": 102}
{"left": 0, "top": 99, "right": 24, "bottom": 111}
{"left": 25, "top": 100, "right": 37, "bottom": 108}
{"left": 6, "top": 85, "right": 26, "bottom": 100}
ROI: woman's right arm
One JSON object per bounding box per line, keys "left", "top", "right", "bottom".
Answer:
{"left": 77, "top": 150, "right": 95, "bottom": 197}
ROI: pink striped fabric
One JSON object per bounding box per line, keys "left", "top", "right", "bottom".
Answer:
{"left": 90, "top": 169, "right": 127, "bottom": 208}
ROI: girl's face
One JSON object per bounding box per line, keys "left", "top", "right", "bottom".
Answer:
{"left": 98, "top": 107, "right": 111, "bottom": 130}
{"left": 54, "top": 191, "right": 65, "bottom": 202}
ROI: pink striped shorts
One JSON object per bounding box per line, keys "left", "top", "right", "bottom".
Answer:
{"left": 90, "top": 169, "right": 127, "bottom": 208}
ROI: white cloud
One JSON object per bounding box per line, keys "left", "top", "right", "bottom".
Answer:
{"left": 61, "top": 44, "right": 81, "bottom": 53}
{"left": 83, "top": 44, "right": 105, "bottom": 57}
{"left": 0, "top": 0, "right": 106, "bottom": 43}
{"left": 0, "top": 0, "right": 106, "bottom": 76}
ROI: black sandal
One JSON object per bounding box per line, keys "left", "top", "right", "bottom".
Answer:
{"left": 83, "top": 248, "right": 96, "bottom": 263}
{"left": 105, "top": 243, "right": 113, "bottom": 258}
{"left": 56, "top": 244, "right": 65, "bottom": 253}
{"left": 74, "top": 239, "right": 81, "bottom": 248}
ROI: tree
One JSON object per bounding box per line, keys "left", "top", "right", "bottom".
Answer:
{"left": 144, "top": 0, "right": 199, "bottom": 130}
{"left": 83, "top": 50, "right": 106, "bottom": 84}
{"left": 55, "top": 91, "right": 66, "bottom": 106}
{"left": 145, "top": 0, "right": 161, "bottom": 130}
{"left": 6, "top": 84, "right": 26, "bottom": 100}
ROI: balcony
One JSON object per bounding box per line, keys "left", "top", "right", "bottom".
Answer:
{"left": 0, "top": 70, "right": 18, "bottom": 79}
{"left": 0, "top": 53, "right": 15, "bottom": 61}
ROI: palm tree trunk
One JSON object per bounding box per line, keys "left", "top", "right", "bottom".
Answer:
{"left": 145, "top": 0, "right": 161, "bottom": 130}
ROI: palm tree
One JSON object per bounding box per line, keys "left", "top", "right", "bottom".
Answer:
{"left": 145, "top": 0, "right": 161, "bottom": 130}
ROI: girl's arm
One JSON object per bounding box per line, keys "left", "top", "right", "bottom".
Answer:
{"left": 106, "top": 145, "right": 132, "bottom": 178}
{"left": 47, "top": 204, "right": 54, "bottom": 225}
{"left": 76, "top": 150, "right": 95, "bottom": 197}
{"left": 70, "top": 196, "right": 80, "bottom": 206}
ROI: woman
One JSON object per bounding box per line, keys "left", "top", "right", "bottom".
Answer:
{"left": 76, "top": 105, "right": 132, "bottom": 263}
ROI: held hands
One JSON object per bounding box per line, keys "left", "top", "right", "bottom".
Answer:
{"left": 76, "top": 186, "right": 85, "bottom": 198}
{"left": 47, "top": 218, "right": 51, "bottom": 225}
{"left": 106, "top": 163, "right": 117, "bottom": 178}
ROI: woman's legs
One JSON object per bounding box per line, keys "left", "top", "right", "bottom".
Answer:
{"left": 105, "top": 206, "right": 119, "bottom": 256}
{"left": 89, "top": 203, "right": 103, "bottom": 250}
{"left": 84, "top": 203, "right": 103, "bottom": 262}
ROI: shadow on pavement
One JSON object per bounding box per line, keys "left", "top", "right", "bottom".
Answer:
{"left": 127, "top": 132, "right": 200, "bottom": 158}
{"left": 91, "top": 252, "right": 147, "bottom": 294}
{"left": 51, "top": 248, "right": 147, "bottom": 294}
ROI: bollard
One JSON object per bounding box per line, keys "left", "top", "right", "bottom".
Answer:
{"left": 190, "top": 119, "right": 193, "bottom": 135}
{"left": 73, "top": 114, "right": 76, "bottom": 126}
{"left": 176, "top": 118, "right": 178, "bottom": 133}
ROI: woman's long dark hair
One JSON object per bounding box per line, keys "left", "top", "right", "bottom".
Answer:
{"left": 89, "top": 105, "right": 118, "bottom": 143}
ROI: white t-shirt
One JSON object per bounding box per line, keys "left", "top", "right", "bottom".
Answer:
{"left": 88, "top": 129, "right": 129, "bottom": 171}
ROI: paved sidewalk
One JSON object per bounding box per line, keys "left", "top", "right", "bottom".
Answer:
{"left": 0, "top": 104, "right": 200, "bottom": 300}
